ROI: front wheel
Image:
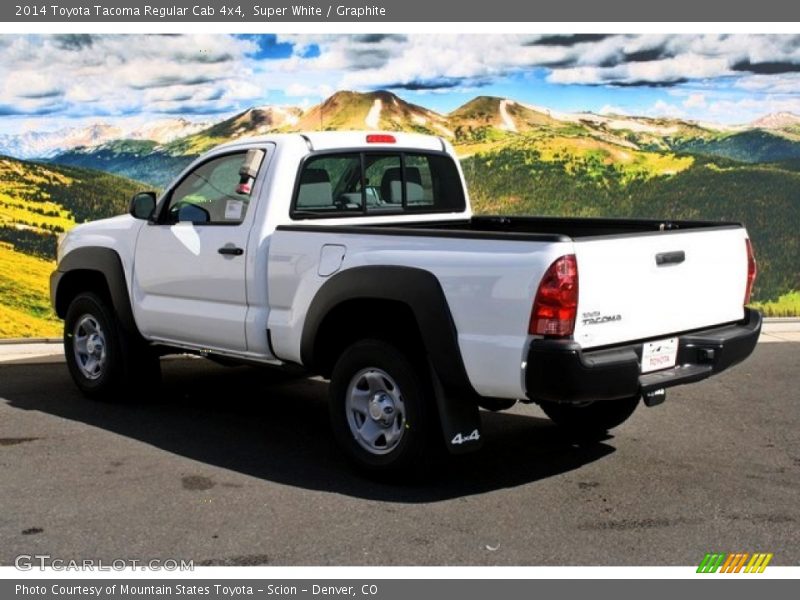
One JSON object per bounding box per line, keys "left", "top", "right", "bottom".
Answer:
{"left": 329, "top": 339, "right": 436, "bottom": 472}
{"left": 539, "top": 395, "right": 640, "bottom": 437}
{"left": 64, "top": 292, "right": 160, "bottom": 401}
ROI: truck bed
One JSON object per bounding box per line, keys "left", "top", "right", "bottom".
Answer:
{"left": 276, "top": 212, "right": 749, "bottom": 353}
{"left": 279, "top": 214, "right": 741, "bottom": 241}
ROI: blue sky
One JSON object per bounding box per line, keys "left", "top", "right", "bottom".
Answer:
{"left": 1, "top": 34, "right": 799, "bottom": 135}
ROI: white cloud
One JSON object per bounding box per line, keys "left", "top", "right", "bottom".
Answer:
{"left": 683, "top": 94, "right": 707, "bottom": 108}
{"left": 1, "top": 33, "right": 800, "bottom": 129}
{"left": 5, "top": 71, "right": 62, "bottom": 99}
{"left": 547, "top": 55, "right": 730, "bottom": 86}
{"left": 285, "top": 83, "right": 334, "bottom": 98}
{"left": 642, "top": 93, "right": 800, "bottom": 125}
{"left": 267, "top": 34, "right": 800, "bottom": 94}
{"left": 646, "top": 100, "right": 687, "bottom": 119}
{"left": 734, "top": 72, "right": 800, "bottom": 93}
{"left": 0, "top": 34, "right": 259, "bottom": 118}
{"left": 273, "top": 34, "right": 582, "bottom": 91}
{"left": 704, "top": 96, "right": 800, "bottom": 122}
{"left": 599, "top": 104, "right": 628, "bottom": 115}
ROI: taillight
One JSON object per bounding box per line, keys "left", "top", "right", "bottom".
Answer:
{"left": 744, "top": 238, "right": 757, "bottom": 305}
{"left": 366, "top": 134, "right": 396, "bottom": 144}
{"left": 529, "top": 254, "right": 579, "bottom": 337}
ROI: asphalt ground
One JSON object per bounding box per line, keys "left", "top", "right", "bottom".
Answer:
{"left": 0, "top": 343, "right": 798, "bottom": 566}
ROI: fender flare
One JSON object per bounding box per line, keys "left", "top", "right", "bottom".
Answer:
{"left": 51, "top": 247, "right": 138, "bottom": 334}
{"left": 301, "top": 265, "right": 484, "bottom": 453}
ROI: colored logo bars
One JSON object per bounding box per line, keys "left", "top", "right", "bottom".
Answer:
{"left": 697, "top": 552, "right": 773, "bottom": 573}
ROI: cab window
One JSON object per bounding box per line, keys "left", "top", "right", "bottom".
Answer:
{"left": 295, "top": 154, "right": 362, "bottom": 214}
{"left": 164, "top": 152, "right": 255, "bottom": 225}
{"left": 293, "top": 151, "right": 465, "bottom": 218}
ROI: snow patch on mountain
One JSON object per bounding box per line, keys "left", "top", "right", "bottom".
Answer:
{"left": 365, "top": 99, "right": 382, "bottom": 129}
{"left": 499, "top": 100, "right": 517, "bottom": 132}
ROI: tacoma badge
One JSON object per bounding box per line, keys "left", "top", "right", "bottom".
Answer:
{"left": 582, "top": 311, "right": 622, "bottom": 325}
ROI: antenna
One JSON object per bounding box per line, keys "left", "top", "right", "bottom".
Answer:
{"left": 319, "top": 94, "right": 323, "bottom": 131}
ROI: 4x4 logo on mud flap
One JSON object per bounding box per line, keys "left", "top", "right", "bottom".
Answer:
{"left": 451, "top": 429, "right": 480, "bottom": 445}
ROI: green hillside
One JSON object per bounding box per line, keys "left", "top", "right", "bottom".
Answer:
{"left": 0, "top": 156, "right": 144, "bottom": 336}
{"left": 673, "top": 129, "right": 800, "bottom": 163}
{"left": 449, "top": 96, "right": 569, "bottom": 144}
{"left": 0, "top": 242, "right": 61, "bottom": 337}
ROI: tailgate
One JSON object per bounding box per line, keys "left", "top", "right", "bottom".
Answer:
{"left": 573, "top": 226, "right": 749, "bottom": 349}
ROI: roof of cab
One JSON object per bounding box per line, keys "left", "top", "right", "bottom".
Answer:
{"left": 213, "top": 131, "right": 449, "bottom": 153}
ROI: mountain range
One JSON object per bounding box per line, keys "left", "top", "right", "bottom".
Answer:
{"left": 0, "top": 90, "right": 798, "bottom": 336}
{"left": 3, "top": 90, "right": 800, "bottom": 175}
{"left": 0, "top": 117, "right": 209, "bottom": 160}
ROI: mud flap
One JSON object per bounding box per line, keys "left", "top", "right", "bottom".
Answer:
{"left": 429, "top": 365, "right": 483, "bottom": 454}
{"left": 642, "top": 388, "right": 666, "bottom": 407}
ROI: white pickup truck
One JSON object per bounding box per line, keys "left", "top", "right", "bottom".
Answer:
{"left": 51, "top": 131, "right": 761, "bottom": 471}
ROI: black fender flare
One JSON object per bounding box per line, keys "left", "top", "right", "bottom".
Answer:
{"left": 301, "top": 265, "right": 484, "bottom": 454}
{"left": 51, "top": 247, "right": 138, "bottom": 335}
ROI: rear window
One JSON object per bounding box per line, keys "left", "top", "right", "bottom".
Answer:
{"left": 293, "top": 151, "right": 465, "bottom": 218}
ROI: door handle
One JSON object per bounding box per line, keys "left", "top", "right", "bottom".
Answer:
{"left": 218, "top": 246, "right": 244, "bottom": 256}
{"left": 655, "top": 250, "right": 685, "bottom": 266}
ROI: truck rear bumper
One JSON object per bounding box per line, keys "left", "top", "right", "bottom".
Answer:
{"left": 524, "top": 308, "right": 762, "bottom": 404}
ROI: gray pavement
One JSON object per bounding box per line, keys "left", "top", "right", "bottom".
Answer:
{"left": 759, "top": 319, "right": 800, "bottom": 343}
{"left": 0, "top": 343, "right": 798, "bottom": 566}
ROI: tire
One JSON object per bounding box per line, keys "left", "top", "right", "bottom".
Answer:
{"left": 329, "top": 339, "right": 437, "bottom": 472}
{"left": 64, "top": 292, "right": 160, "bottom": 401}
{"left": 539, "top": 395, "right": 640, "bottom": 437}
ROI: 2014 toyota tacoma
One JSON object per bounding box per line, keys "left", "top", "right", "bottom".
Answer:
{"left": 50, "top": 132, "right": 762, "bottom": 471}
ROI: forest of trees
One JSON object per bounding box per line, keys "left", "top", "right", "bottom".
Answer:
{"left": 0, "top": 158, "right": 143, "bottom": 258}
{"left": 0, "top": 226, "right": 56, "bottom": 259}
{"left": 38, "top": 164, "right": 144, "bottom": 223}
{"left": 51, "top": 143, "right": 193, "bottom": 188}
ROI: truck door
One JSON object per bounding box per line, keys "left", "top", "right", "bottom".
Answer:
{"left": 132, "top": 148, "right": 268, "bottom": 352}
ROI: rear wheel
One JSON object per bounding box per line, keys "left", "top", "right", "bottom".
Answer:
{"left": 329, "top": 339, "right": 436, "bottom": 472}
{"left": 539, "top": 395, "right": 640, "bottom": 437}
{"left": 64, "top": 292, "right": 160, "bottom": 401}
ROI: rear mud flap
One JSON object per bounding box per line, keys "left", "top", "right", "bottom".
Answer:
{"left": 642, "top": 388, "right": 666, "bottom": 407}
{"left": 429, "top": 366, "right": 484, "bottom": 454}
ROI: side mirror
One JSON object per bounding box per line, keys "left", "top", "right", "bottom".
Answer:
{"left": 130, "top": 192, "right": 157, "bottom": 220}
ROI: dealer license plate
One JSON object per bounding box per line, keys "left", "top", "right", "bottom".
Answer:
{"left": 641, "top": 337, "right": 678, "bottom": 373}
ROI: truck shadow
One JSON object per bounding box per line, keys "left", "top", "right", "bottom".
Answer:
{"left": 1, "top": 358, "right": 616, "bottom": 503}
